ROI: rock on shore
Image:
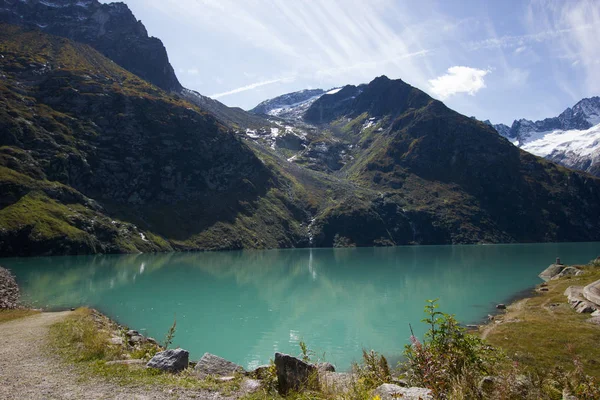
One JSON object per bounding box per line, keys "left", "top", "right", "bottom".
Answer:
{"left": 0, "top": 266, "right": 20, "bottom": 309}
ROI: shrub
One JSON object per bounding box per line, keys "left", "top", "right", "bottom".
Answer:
{"left": 352, "top": 349, "right": 391, "bottom": 389}
{"left": 402, "top": 299, "right": 498, "bottom": 398}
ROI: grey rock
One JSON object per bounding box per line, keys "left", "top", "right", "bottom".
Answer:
{"left": 241, "top": 378, "right": 261, "bottom": 393}
{"left": 575, "top": 301, "right": 597, "bottom": 314}
{"left": 320, "top": 372, "right": 354, "bottom": 394}
{"left": 496, "top": 304, "right": 507, "bottom": 310}
{"left": 551, "top": 266, "right": 582, "bottom": 280}
{"left": 317, "top": 362, "right": 336, "bottom": 372}
{"left": 372, "top": 383, "right": 433, "bottom": 400}
{"left": 583, "top": 278, "right": 600, "bottom": 307}
{"left": 540, "top": 263, "right": 566, "bottom": 281}
{"left": 129, "top": 335, "right": 144, "bottom": 345}
{"left": 109, "top": 336, "right": 124, "bottom": 346}
{"left": 565, "top": 286, "right": 584, "bottom": 304}
{"left": 146, "top": 349, "right": 189, "bottom": 373}
{"left": 0, "top": 267, "right": 20, "bottom": 310}
{"left": 194, "top": 353, "right": 245, "bottom": 377}
{"left": 587, "top": 316, "right": 600, "bottom": 325}
{"left": 565, "top": 286, "right": 598, "bottom": 313}
{"left": 274, "top": 352, "right": 318, "bottom": 395}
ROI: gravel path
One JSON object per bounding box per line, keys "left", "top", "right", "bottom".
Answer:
{"left": 0, "top": 312, "right": 232, "bottom": 400}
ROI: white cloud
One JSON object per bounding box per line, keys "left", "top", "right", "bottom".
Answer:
{"left": 429, "top": 66, "right": 490, "bottom": 99}
{"left": 210, "top": 77, "right": 295, "bottom": 99}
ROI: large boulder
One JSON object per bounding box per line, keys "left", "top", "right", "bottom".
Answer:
{"left": 320, "top": 371, "right": 354, "bottom": 394}
{"left": 564, "top": 286, "right": 598, "bottom": 313}
{"left": 539, "top": 264, "right": 566, "bottom": 281}
{"left": 146, "top": 349, "right": 189, "bottom": 373}
{"left": 0, "top": 267, "right": 20, "bottom": 309}
{"left": 194, "top": 353, "right": 244, "bottom": 377}
{"left": 583, "top": 278, "right": 600, "bottom": 307}
{"left": 373, "top": 383, "right": 433, "bottom": 400}
{"left": 274, "top": 352, "right": 318, "bottom": 395}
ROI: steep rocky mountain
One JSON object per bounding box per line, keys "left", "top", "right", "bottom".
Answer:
{"left": 2, "top": 12, "right": 600, "bottom": 256}
{"left": 490, "top": 97, "right": 600, "bottom": 176}
{"left": 0, "top": 24, "right": 309, "bottom": 256}
{"left": 246, "top": 76, "right": 600, "bottom": 247}
{"left": 0, "top": 0, "right": 181, "bottom": 92}
{"left": 0, "top": 0, "right": 271, "bottom": 131}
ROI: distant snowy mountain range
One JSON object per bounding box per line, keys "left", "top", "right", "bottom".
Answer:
{"left": 488, "top": 97, "right": 600, "bottom": 176}
{"left": 250, "top": 88, "right": 341, "bottom": 120}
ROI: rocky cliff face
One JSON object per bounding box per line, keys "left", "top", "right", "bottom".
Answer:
{"left": 0, "top": 0, "right": 182, "bottom": 92}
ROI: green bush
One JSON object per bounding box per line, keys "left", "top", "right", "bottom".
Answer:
{"left": 402, "top": 299, "right": 498, "bottom": 398}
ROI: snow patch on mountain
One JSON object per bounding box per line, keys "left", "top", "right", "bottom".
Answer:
{"left": 522, "top": 124, "right": 600, "bottom": 158}
{"left": 489, "top": 96, "right": 600, "bottom": 176}
{"left": 324, "top": 88, "right": 342, "bottom": 95}
{"left": 249, "top": 87, "right": 342, "bottom": 120}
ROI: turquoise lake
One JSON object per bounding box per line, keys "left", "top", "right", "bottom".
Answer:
{"left": 3, "top": 243, "right": 600, "bottom": 370}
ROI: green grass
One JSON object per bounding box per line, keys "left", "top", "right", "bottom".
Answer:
{"left": 0, "top": 309, "right": 40, "bottom": 323}
{"left": 48, "top": 308, "right": 243, "bottom": 393}
{"left": 484, "top": 265, "right": 600, "bottom": 379}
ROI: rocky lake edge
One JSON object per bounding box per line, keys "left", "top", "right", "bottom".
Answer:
{"left": 2, "top": 258, "right": 600, "bottom": 399}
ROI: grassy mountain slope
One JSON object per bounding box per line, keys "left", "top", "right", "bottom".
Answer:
{"left": 0, "top": 24, "right": 308, "bottom": 256}
{"left": 298, "top": 77, "right": 600, "bottom": 247}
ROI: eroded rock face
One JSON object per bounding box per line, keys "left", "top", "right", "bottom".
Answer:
{"left": 146, "top": 349, "right": 189, "bottom": 373}
{"left": 194, "top": 353, "right": 245, "bottom": 377}
{"left": 0, "top": 267, "right": 19, "bottom": 309}
{"left": 372, "top": 383, "right": 433, "bottom": 400}
{"left": 0, "top": 0, "right": 182, "bottom": 92}
{"left": 274, "top": 352, "right": 318, "bottom": 395}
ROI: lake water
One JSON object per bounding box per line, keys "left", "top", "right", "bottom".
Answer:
{"left": 3, "top": 243, "right": 600, "bottom": 370}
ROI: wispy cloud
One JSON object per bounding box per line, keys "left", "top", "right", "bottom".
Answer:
{"left": 210, "top": 77, "right": 295, "bottom": 99}
{"left": 429, "top": 66, "right": 490, "bottom": 99}
{"left": 524, "top": 0, "right": 600, "bottom": 98}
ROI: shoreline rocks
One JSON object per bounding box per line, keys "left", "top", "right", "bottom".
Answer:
{"left": 146, "top": 349, "right": 189, "bottom": 373}
{"left": 274, "top": 352, "right": 318, "bottom": 395}
{"left": 0, "top": 266, "right": 20, "bottom": 309}
{"left": 194, "top": 353, "right": 245, "bottom": 377}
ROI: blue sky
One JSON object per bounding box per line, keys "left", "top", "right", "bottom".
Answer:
{"left": 109, "top": 0, "right": 600, "bottom": 124}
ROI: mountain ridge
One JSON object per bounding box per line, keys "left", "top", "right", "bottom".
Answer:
{"left": 490, "top": 96, "right": 600, "bottom": 176}
{"left": 2, "top": 8, "right": 600, "bottom": 256}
